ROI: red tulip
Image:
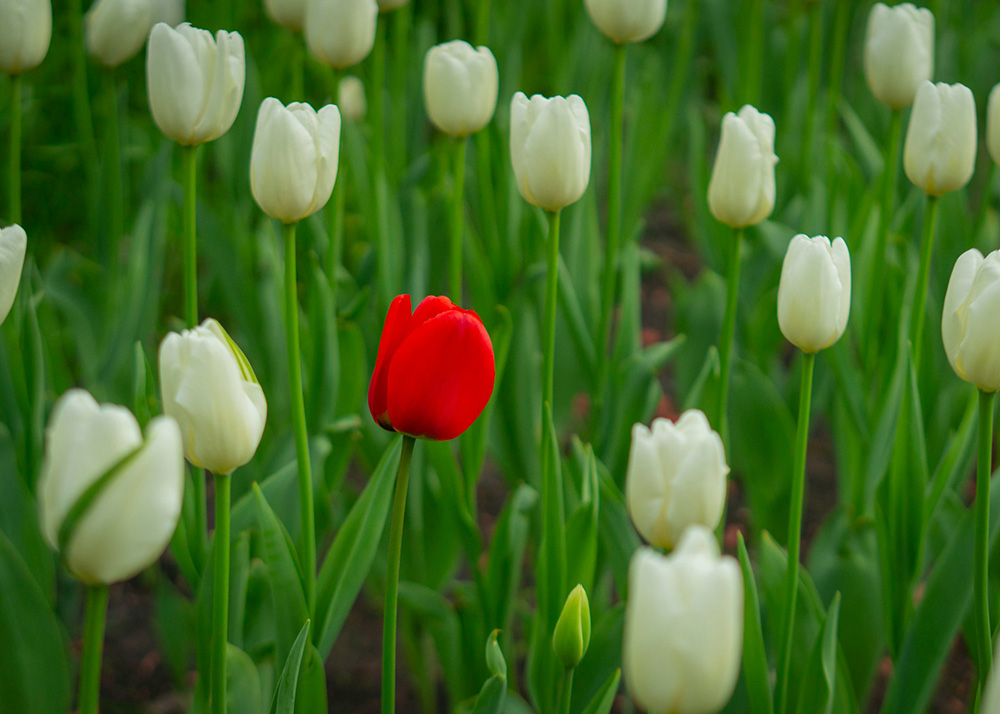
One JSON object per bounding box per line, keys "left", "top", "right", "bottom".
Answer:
{"left": 368, "top": 295, "right": 496, "bottom": 441}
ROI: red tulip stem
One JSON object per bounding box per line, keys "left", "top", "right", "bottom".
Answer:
{"left": 975, "top": 390, "right": 995, "bottom": 699}
{"left": 382, "top": 435, "right": 416, "bottom": 714}
{"left": 78, "top": 584, "right": 109, "bottom": 714}
{"left": 449, "top": 137, "right": 467, "bottom": 301}
{"left": 283, "top": 220, "right": 316, "bottom": 617}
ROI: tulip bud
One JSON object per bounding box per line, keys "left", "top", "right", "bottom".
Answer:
{"left": 986, "top": 84, "right": 1000, "bottom": 168}
{"left": 423, "top": 41, "right": 498, "bottom": 138}
{"left": 625, "top": 410, "right": 728, "bottom": 550}
{"left": 0, "top": 224, "right": 27, "bottom": 327}
{"left": 338, "top": 75, "right": 367, "bottom": 122}
{"left": 707, "top": 104, "right": 778, "bottom": 228}
{"left": 305, "top": 0, "right": 378, "bottom": 70}
{"left": 85, "top": 0, "right": 154, "bottom": 68}
{"left": 250, "top": 98, "right": 341, "bottom": 224}
{"left": 376, "top": 0, "right": 407, "bottom": 11}
{"left": 368, "top": 295, "right": 495, "bottom": 441}
{"left": 146, "top": 22, "right": 246, "bottom": 146}
{"left": 553, "top": 584, "right": 591, "bottom": 669}
{"left": 777, "top": 235, "right": 852, "bottom": 353}
{"left": 265, "top": 0, "right": 305, "bottom": 31}
{"left": 584, "top": 0, "right": 666, "bottom": 45}
{"left": 0, "top": 0, "right": 52, "bottom": 75}
{"left": 942, "top": 249, "right": 1000, "bottom": 392}
{"left": 864, "top": 3, "right": 934, "bottom": 110}
{"left": 623, "top": 528, "right": 743, "bottom": 714}
{"left": 38, "top": 389, "right": 184, "bottom": 585}
{"left": 159, "top": 318, "right": 267, "bottom": 474}
{"left": 904, "top": 81, "right": 977, "bottom": 197}
{"left": 150, "top": 0, "right": 183, "bottom": 27}
{"left": 510, "top": 92, "right": 591, "bottom": 212}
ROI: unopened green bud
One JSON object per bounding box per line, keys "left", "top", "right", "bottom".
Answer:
{"left": 485, "top": 630, "right": 506, "bottom": 679}
{"left": 552, "top": 584, "right": 591, "bottom": 668}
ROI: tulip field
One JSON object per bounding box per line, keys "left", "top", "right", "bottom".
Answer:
{"left": 6, "top": 0, "right": 1000, "bottom": 712}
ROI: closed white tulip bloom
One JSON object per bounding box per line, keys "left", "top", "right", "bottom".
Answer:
{"left": 623, "top": 528, "right": 743, "bottom": 714}
{"left": 778, "top": 235, "right": 852, "bottom": 353}
{"left": 250, "top": 98, "right": 342, "bottom": 223}
{"left": 584, "top": 0, "right": 666, "bottom": 44}
{"left": 864, "top": 3, "right": 933, "bottom": 110}
{"left": 707, "top": 105, "right": 778, "bottom": 228}
{"left": 904, "top": 81, "right": 977, "bottom": 196}
{"left": 305, "top": 0, "right": 378, "bottom": 69}
{"left": 0, "top": 0, "right": 52, "bottom": 74}
{"left": 987, "top": 84, "right": 1000, "bottom": 167}
{"left": 510, "top": 92, "right": 591, "bottom": 212}
{"left": 266, "top": 0, "right": 305, "bottom": 31}
{"left": 38, "top": 390, "right": 184, "bottom": 585}
{"left": 376, "top": 0, "right": 407, "bottom": 11}
{"left": 0, "top": 224, "right": 27, "bottom": 327}
{"left": 625, "top": 410, "right": 728, "bottom": 550}
{"left": 159, "top": 318, "right": 267, "bottom": 474}
{"left": 424, "top": 41, "right": 498, "bottom": 137}
{"left": 150, "top": 0, "right": 183, "bottom": 26}
{"left": 147, "top": 22, "right": 245, "bottom": 146}
{"left": 85, "top": 0, "right": 154, "bottom": 67}
{"left": 942, "top": 249, "right": 1000, "bottom": 392}
{"left": 338, "top": 75, "right": 367, "bottom": 121}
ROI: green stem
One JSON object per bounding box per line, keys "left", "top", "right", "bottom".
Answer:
{"left": 865, "top": 109, "right": 902, "bottom": 373}
{"left": 974, "top": 162, "right": 995, "bottom": 243}
{"left": 78, "top": 584, "right": 110, "bottom": 714}
{"left": 475, "top": 0, "right": 491, "bottom": 44}
{"left": 291, "top": 33, "right": 304, "bottom": 102}
{"left": 557, "top": 667, "right": 574, "bottom": 714}
{"left": 329, "top": 151, "right": 345, "bottom": 298}
{"left": 382, "top": 435, "right": 416, "bottom": 714}
{"left": 824, "top": 0, "right": 849, "bottom": 145}
{"left": 776, "top": 351, "right": 816, "bottom": 714}
{"left": 9, "top": 74, "right": 22, "bottom": 224}
{"left": 211, "top": 472, "right": 231, "bottom": 714}
{"left": 598, "top": 43, "right": 627, "bottom": 375}
{"left": 715, "top": 227, "right": 744, "bottom": 442}
{"left": 543, "top": 210, "right": 561, "bottom": 414}
{"left": 475, "top": 127, "right": 500, "bottom": 288}
{"left": 284, "top": 221, "right": 316, "bottom": 616}
{"left": 183, "top": 145, "right": 199, "bottom": 327}
{"left": 743, "top": 0, "right": 765, "bottom": 106}
{"left": 909, "top": 195, "right": 940, "bottom": 374}
{"left": 450, "top": 138, "right": 467, "bottom": 301}
{"left": 975, "top": 390, "right": 995, "bottom": 699}
{"left": 801, "top": 1, "right": 822, "bottom": 168}
{"left": 105, "top": 69, "right": 124, "bottom": 267}
{"left": 662, "top": 0, "right": 697, "bottom": 147}
{"left": 69, "top": 0, "right": 99, "bottom": 234}
{"left": 371, "top": 22, "right": 389, "bottom": 309}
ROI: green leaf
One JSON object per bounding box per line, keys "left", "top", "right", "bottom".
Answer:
{"left": 539, "top": 401, "right": 567, "bottom": 630}
{"left": 485, "top": 629, "right": 507, "bottom": 679}
{"left": 471, "top": 675, "right": 507, "bottom": 714}
{"left": 795, "top": 593, "right": 841, "bottom": 714}
{"left": 737, "top": 533, "right": 774, "bottom": 714}
{"left": 0, "top": 530, "right": 70, "bottom": 714}
{"left": 315, "top": 437, "right": 401, "bottom": 657}
{"left": 132, "top": 341, "right": 158, "bottom": 430}
{"left": 484, "top": 483, "right": 537, "bottom": 630}
{"left": 268, "top": 620, "right": 312, "bottom": 714}
{"left": 596, "top": 466, "right": 640, "bottom": 598}
{"left": 293, "top": 645, "right": 327, "bottom": 714}
{"left": 226, "top": 644, "right": 262, "bottom": 714}
{"left": 579, "top": 668, "right": 621, "bottom": 714}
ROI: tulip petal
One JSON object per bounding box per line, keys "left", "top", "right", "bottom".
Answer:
{"left": 386, "top": 309, "right": 495, "bottom": 440}
{"left": 368, "top": 294, "right": 414, "bottom": 430}
{"left": 942, "top": 249, "right": 983, "bottom": 377}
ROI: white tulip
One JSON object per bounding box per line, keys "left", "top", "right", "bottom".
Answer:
{"left": 150, "top": 0, "right": 183, "bottom": 27}
{"left": 250, "top": 98, "right": 342, "bottom": 224}
{"left": 987, "top": 84, "right": 1000, "bottom": 168}
{"left": 266, "top": 0, "right": 305, "bottom": 31}
{"left": 0, "top": 224, "right": 27, "bottom": 327}
{"left": 625, "top": 410, "right": 728, "bottom": 550}
{"left": 146, "top": 22, "right": 246, "bottom": 146}
{"left": 305, "top": 0, "right": 378, "bottom": 69}
{"left": 424, "top": 41, "right": 498, "bottom": 137}
{"left": 38, "top": 389, "right": 184, "bottom": 585}
{"left": 376, "top": 0, "right": 407, "bottom": 11}
{"left": 159, "top": 318, "right": 267, "bottom": 474}
{"left": 707, "top": 105, "right": 777, "bottom": 228}
{"left": 623, "top": 528, "right": 743, "bottom": 714}
{"left": 942, "top": 249, "right": 1000, "bottom": 393}
{"left": 0, "top": 0, "right": 52, "bottom": 75}
{"left": 864, "top": 3, "right": 934, "bottom": 110}
{"left": 338, "top": 75, "right": 367, "bottom": 121}
{"left": 777, "top": 235, "right": 852, "bottom": 353}
{"left": 510, "top": 92, "right": 591, "bottom": 212}
{"left": 584, "top": 0, "right": 666, "bottom": 44}
{"left": 904, "top": 81, "right": 977, "bottom": 196}
{"left": 85, "top": 0, "right": 154, "bottom": 68}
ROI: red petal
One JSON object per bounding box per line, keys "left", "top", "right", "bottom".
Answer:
{"left": 368, "top": 295, "right": 413, "bottom": 431}
{"left": 386, "top": 309, "right": 495, "bottom": 441}
{"left": 411, "top": 295, "right": 456, "bottom": 327}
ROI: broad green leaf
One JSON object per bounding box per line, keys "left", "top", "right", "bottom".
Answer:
{"left": 737, "top": 533, "right": 774, "bottom": 714}
{"left": 579, "top": 668, "right": 621, "bottom": 714}
{"left": 597, "top": 467, "right": 640, "bottom": 598}
{"left": 470, "top": 676, "right": 507, "bottom": 714}
{"left": 484, "top": 483, "right": 537, "bottom": 630}
{"left": 268, "top": 620, "right": 312, "bottom": 714}
{"left": 294, "top": 645, "right": 327, "bottom": 714}
{"left": 227, "top": 643, "right": 262, "bottom": 714}
{"left": 795, "top": 593, "right": 841, "bottom": 714}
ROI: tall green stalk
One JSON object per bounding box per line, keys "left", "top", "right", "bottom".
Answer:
{"left": 743, "top": 0, "right": 765, "bottom": 107}
{"left": 9, "top": 74, "right": 22, "bottom": 224}
{"left": 211, "top": 472, "right": 231, "bottom": 714}
{"left": 283, "top": 221, "right": 316, "bottom": 616}
{"left": 598, "top": 43, "right": 627, "bottom": 379}
{"left": 450, "top": 138, "right": 467, "bottom": 301}
{"left": 801, "top": 1, "right": 822, "bottom": 170}
{"left": 371, "top": 22, "right": 390, "bottom": 309}
{"left": 69, "top": 0, "right": 99, "bottom": 233}
{"left": 78, "top": 584, "right": 110, "bottom": 714}
{"left": 105, "top": 70, "right": 124, "bottom": 267}
{"left": 329, "top": 157, "right": 345, "bottom": 296}
{"left": 909, "top": 195, "right": 940, "bottom": 373}
{"left": 975, "top": 390, "right": 995, "bottom": 699}
{"left": 776, "top": 351, "right": 816, "bottom": 714}
{"left": 382, "top": 435, "right": 416, "bottom": 714}
{"left": 715, "top": 227, "right": 744, "bottom": 441}
{"left": 557, "top": 667, "right": 574, "bottom": 714}
{"left": 543, "top": 210, "right": 561, "bottom": 415}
